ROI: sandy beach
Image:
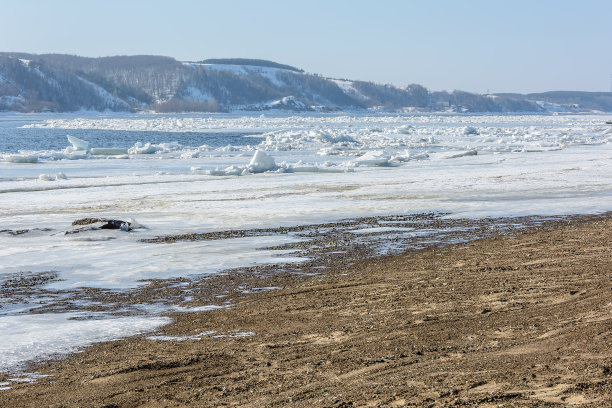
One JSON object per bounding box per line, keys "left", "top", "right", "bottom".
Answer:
{"left": 0, "top": 213, "right": 610, "bottom": 407}
{"left": 2, "top": 3, "right": 612, "bottom": 407}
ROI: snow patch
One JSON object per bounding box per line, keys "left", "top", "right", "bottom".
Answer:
{"left": 146, "top": 331, "right": 217, "bottom": 341}
{"left": 184, "top": 86, "right": 212, "bottom": 102}
{"left": 191, "top": 63, "right": 287, "bottom": 87}
{"left": 76, "top": 76, "right": 131, "bottom": 110}
{"left": 172, "top": 305, "right": 226, "bottom": 313}
{"left": 0, "top": 313, "right": 171, "bottom": 373}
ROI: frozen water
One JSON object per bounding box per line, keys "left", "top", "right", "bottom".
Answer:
{"left": 2, "top": 154, "right": 38, "bottom": 163}
{"left": 1, "top": 235, "right": 305, "bottom": 290}
{"left": 350, "top": 150, "right": 391, "bottom": 167}
{"left": 0, "top": 312, "right": 170, "bottom": 373}
{"left": 248, "top": 150, "right": 276, "bottom": 172}
{"left": 1, "top": 111, "right": 611, "bottom": 373}
{"left": 66, "top": 135, "right": 88, "bottom": 151}
{"left": 89, "top": 147, "right": 129, "bottom": 155}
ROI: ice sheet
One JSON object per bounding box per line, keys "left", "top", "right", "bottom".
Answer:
{"left": 1, "top": 112, "right": 611, "bottom": 374}
{"left": 0, "top": 313, "right": 170, "bottom": 373}
{"left": 0, "top": 234, "right": 305, "bottom": 290}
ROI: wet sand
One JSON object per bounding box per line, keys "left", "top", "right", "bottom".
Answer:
{"left": 1, "top": 214, "right": 611, "bottom": 407}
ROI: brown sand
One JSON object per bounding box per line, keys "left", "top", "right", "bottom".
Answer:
{"left": 1, "top": 217, "right": 611, "bottom": 407}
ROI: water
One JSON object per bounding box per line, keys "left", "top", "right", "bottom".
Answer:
{"left": 1, "top": 111, "right": 611, "bottom": 374}
{"left": 0, "top": 113, "right": 263, "bottom": 153}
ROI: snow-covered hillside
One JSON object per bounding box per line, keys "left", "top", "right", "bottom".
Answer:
{"left": 1, "top": 53, "right": 611, "bottom": 113}
{"left": 0, "top": 56, "right": 134, "bottom": 112}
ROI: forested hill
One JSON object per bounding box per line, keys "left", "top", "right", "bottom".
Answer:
{"left": 1, "top": 53, "right": 611, "bottom": 113}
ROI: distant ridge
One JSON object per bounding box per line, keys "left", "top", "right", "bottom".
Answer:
{"left": 1, "top": 52, "right": 612, "bottom": 113}
{"left": 495, "top": 91, "right": 612, "bottom": 112}
{"left": 197, "top": 58, "right": 303, "bottom": 72}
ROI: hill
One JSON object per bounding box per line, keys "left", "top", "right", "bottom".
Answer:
{"left": 0, "top": 53, "right": 610, "bottom": 113}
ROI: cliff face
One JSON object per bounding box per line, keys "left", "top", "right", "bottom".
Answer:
{"left": 0, "top": 53, "right": 609, "bottom": 113}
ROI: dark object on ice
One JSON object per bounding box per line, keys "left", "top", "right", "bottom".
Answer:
{"left": 100, "top": 220, "right": 132, "bottom": 231}
{"left": 70, "top": 217, "right": 132, "bottom": 232}
{"left": 606, "top": 121, "right": 612, "bottom": 125}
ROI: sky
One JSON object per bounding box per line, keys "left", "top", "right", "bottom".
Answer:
{"left": 1, "top": 0, "right": 611, "bottom": 94}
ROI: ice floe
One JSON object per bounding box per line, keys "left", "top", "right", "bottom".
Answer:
{"left": 66, "top": 135, "right": 89, "bottom": 151}
{"left": 248, "top": 150, "right": 277, "bottom": 172}
{"left": 350, "top": 150, "right": 391, "bottom": 167}
{"left": 3, "top": 154, "right": 38, "bottom": 163}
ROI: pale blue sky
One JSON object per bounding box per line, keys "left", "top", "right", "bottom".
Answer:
{"left": 1, "top": 0, "right": 611, "bottom": 93}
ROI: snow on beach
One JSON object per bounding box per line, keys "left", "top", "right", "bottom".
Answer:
{"left": 1, "top": 112, "right": 611, "bottom": 374}
{"left": 0, "top": 313, "right": 171, "bottom": 375}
